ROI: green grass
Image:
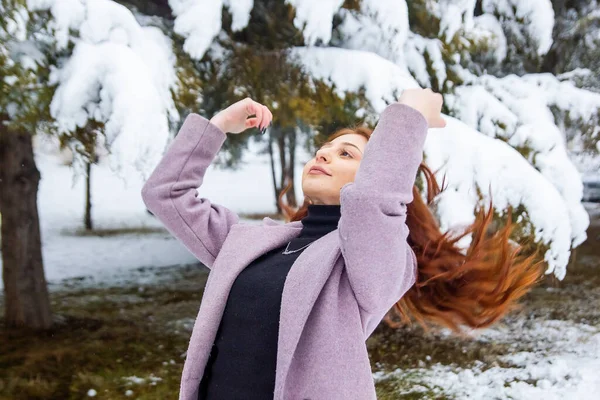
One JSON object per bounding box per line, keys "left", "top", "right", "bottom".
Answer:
{"left": 0, "top": 267, "right": 209, "bottom": 400}
{"left": 0, "top": 313, "right": 186, "bottom": 399}
{"left": 376, "top": 372, "right": 449, "bottom": 400}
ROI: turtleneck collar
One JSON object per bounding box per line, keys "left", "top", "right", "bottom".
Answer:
{"left": 297, "top": 204, "right": 341, "bottom": 239}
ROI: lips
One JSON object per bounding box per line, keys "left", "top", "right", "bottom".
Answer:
{"left": 309, "top": 166, "right": 331, "bottom": 176}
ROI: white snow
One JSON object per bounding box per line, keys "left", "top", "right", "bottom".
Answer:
{"left": 335, "top": 0, "right": 409, "bottom": 65}
{"left": 436, "top": 0, "right": 477, "bottom": 41}
{"left": 168, "top": 0, "right": 253, "bottom": 58}
{"left": 404, "top": 34, "right": 447, "bottom": 89}
{"left": 4, "top": 5, "right": 31, "bottom": 42}
{"left": 291, "top": 46, "right": 419, "bottom": 116}
{"left": 169, "top": 0, "right": 224, "bottom": 59}
{"left": 123, "top": 376, "right": 145, "bottom": 385}
{"left": 28, "top": 0, "right": 85, "bottom": 49}
{"left": 224, "top": 0, "right": 254, "bottom": 32}
{"left": 376, "top": 318, "right": 600, "bottom": 399}
{"left": 285, "top": 0, "right": 344, "bottom": 45}
{"left": 482, "top": 0, "right": 555, "bottom": 56}
{"left": 0, "top": 151, "right": 197, "bottom": 291}
{"left": 429, "top": 189, "right": 477, "bottom": 251}
{"left": 469, "top": 13, "right": 507, "bottom": 62}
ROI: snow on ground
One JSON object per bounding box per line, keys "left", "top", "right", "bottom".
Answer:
{"left": 374, "top": 317, "right": 600, "bottom": 399}
{"left": 0, "top": 152, "right": 195, "bottom": 291}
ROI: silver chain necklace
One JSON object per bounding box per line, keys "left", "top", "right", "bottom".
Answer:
{"left": 282, "top": 241, "right": 312, "bottom": 255}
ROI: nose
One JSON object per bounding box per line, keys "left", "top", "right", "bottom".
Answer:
{"left": 314, "top": 148, "right": 331, "bottom": 163}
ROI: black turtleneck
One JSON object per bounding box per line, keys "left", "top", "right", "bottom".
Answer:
{"left": 198, "top": 205, "right": 341, "bottom": 400}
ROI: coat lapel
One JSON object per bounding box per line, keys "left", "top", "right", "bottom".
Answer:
{"left": 275, "top": 227, "right": 342, "bottom": 397}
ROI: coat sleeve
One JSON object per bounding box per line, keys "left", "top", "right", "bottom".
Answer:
{"left": 141, "top": 113, "right": 239, "bottom": 269}
{"left": 338, "top": 103, "right": 428, "bottom": 316}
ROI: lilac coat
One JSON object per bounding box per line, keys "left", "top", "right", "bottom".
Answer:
{"left": 141, "top": 103, "right": 428, "bottom": 399}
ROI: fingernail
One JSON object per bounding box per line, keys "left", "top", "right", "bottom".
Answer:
{"left": 261, "top": 127, "right": 266, "bottom": 134}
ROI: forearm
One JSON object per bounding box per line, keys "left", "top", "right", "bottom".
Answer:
{"left": 339, "top": 103, "right": 428, "bottom": 317}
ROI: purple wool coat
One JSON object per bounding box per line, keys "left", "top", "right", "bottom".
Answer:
{"left": 141, "top": 103, "right": 429, "bottom": 400}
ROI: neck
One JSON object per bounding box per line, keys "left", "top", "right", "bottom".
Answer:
{"left": 298, "top": 204, "right": 341, "bottom": 238}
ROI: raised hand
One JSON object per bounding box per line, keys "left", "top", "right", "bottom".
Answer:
{"left": 209, "top": 97, "right": 274, "bottom": 135}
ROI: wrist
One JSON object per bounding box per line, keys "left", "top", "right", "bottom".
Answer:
{"left": 209, "top": 113, "right": 228, "bottom": 134}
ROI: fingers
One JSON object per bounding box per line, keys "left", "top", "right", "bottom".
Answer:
{"left": 245, "top": 117, "right": 259, "bottom": 129}
{"left": 260, "top": 105, "right": 271, "bottom": 130}
{"left": 249, "top": 101, "right": 264, "bottom": 128}
{"left": 245, "top": 99, "right": 273, "bottom": 131}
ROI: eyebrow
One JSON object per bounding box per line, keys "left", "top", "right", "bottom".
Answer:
{"left": 321, "top": 141, "right": 363, "bottom": 154}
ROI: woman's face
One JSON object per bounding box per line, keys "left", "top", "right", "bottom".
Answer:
{"left": 302, "top": 133, "right": 368, "bottom": 205}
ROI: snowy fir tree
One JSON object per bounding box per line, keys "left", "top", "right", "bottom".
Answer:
{"left": 2, "top": 0, "right": 600, "bottom": 329}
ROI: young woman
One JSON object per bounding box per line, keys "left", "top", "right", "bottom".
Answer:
{"left": 141, "top": 88, "right": 543, "bottom": 400}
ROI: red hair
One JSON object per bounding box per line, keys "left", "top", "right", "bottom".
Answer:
{"left": 278, "top": 126, "right": 545, "bottom": 333}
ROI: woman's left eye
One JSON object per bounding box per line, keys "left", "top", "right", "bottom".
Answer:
{"left": 313, "top": 148, "right": 352, "bottom": 158}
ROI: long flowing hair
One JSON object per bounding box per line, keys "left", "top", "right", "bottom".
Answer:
{"left": 278, "top": 126, "right": 545, "bottom": 333}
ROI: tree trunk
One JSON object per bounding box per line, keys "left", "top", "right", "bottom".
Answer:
{"left": 85, "top": 160, "right": 93, "bottom": 230}
{"left": 474, "top": 0, "right": 483, "bottom": 16}
{"left": 0, "top": 122, "right": 52, "bottom": 330}
{"left": 285, "top": 130, "right": 297, "bottom": 208}
{"left": 277, "top": 135, "right": 286, "bottom": 194}
{"left": 267, "top": 134, "right": 281, "bottom": 214}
